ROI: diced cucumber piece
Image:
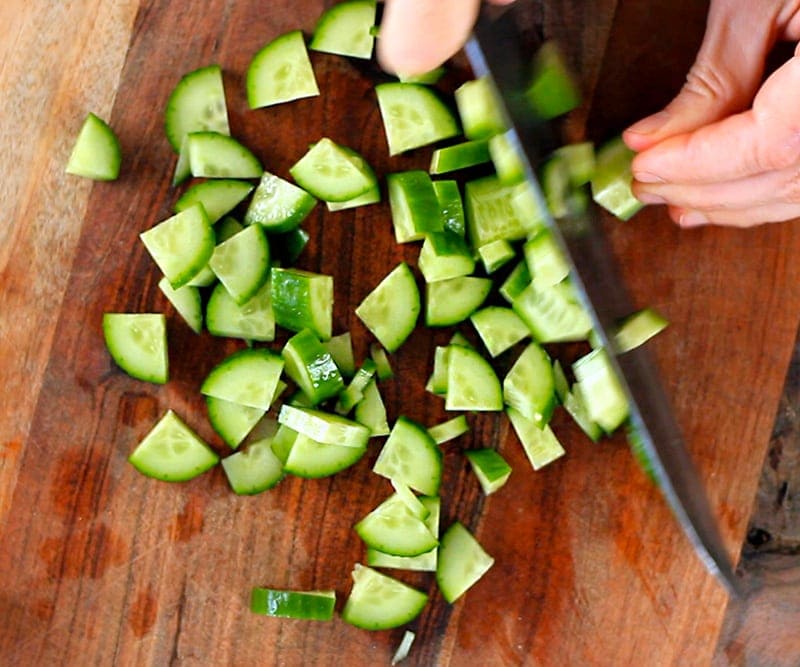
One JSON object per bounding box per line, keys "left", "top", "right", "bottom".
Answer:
{"left": 201, "top": 348, "right": 284, "bottom": 410}
{"left": 426, "top": 345, "right": 450, "bottom": 396}
{"left": 188, "top": 215, "right": 243, "bottom": 288}
{"left": 470, "top": 306, "right": 529, "bottom": 358}
{"left": 591, "top": 136, "right": 643, "bottom": 221}
{"left": 507, "top": 407, "right": 565, "bottom": 470}
{"left": 499, "top": 260, "right": 531, "bottom": 303}
{"left": 427, "top": 415, "right": 469, "bottom": 445}
{"left": 206, "top": 396, "right": 266, "bottom": 449}
{"left": 342, "top": 564, "right": 428, "bottom": 630}
{"left": 271, "top": 267, "right": 333, "bottom": 341}
{"left": 270, "top": 227, "right": 310, "bottom": 266}
{"left": 418, "top": 231, "right": 475, "bottom": 283}
{"left": 283, "top": 433, "right": 367, "bottom": 478}
{"left": 366, "top": 496, "right": 440, "bottom": 572}
{"left": 436, "top": 522, "right": 494, "bottom": 603}
{"left": 282, "top": 328, "right": 344, "bottom": 404}
{"left": 375, "top": 82, "right": 460, "bottom": 155}
{"left": 355, "top": 262, "right": 420, "bottom": 353}
{"left": 206, "top": 281, "right": 275, "bottom": 342}
{"left": 140, "top": 204, "right": 214, "bottom": 289}
{"left": 563, "top": 385, "right": 603, "bottom": 442}
{"left": 129, "top": 410, "right": 219, "bottom": 482}
{"left": 250, "top": 588, "right": 335, "bottom": 620}
{"left": 465, "top": 176, "right": 538, "bottom": 248}
{"left": 391, "top": 479, "right": 430, "bottom": 520}
{"left": 552, "top": 359, "right": 570, "bottom": 403}
{"left": 573, "top": 347, "right": 629, "bottom": 433}
{"left": 369, "top": 344, "right": 394, "bottom": 380}
{"left": 158, "top": 278, "right": 202, "bottom": 334}
{"left": 541, "top": 153, "right": 589, "bottom": 219}
{"left": 174, "top": 179, "right": 254, "bottom": 224}
{"left": 354, "top": 380, "right": 390, "bottom": 437}
{"left": 326, "top": 184, "right": 381, "bottom": 211}
{"left": 335, "top": 359, "right": 377, "bottom": 414}
{"left": 512, "top": 281, "right": 592, "bottom": 343}
{"left": 488, "top": 132, "right": 524, "bottom": 185}
{"left": 425, "top": 276, "right": 491, "bottom": 327}
{"left": 555, "top": 142, "right": 595, "bottom": 186}
{"left": 66, "top": 112, "right": 121, "bottom": 181}
{"left": 103, "top": 313, "right": 168, "bottom": 384}
{"left": 433, "top": 179, "right": 466, "bottom": 237}
{"left": 465, "top": 449, "right": 511, "bottom": 495}
{"left": 209, "top": 223, "right": 270, "bottom": 304}
{"left": 503, "top": 342, "right": 556, "bottom": 426}
{"left": 477, "top": 239, "right": 516, "bottom": 274}
{"left": 511, "top": 180, "right": 549, "bottom": 233}
{"left": 454, "top": 76, "right": 507, "bottom": 140}
{"left": 524, "top": 228, "right": 570, "bottom": 289}
{"left": 322, "top": 332, "right": 356, "bottom": 378}
{"left": 172, "top": 136, "right": 192, "bottom": 186}
{"left": 398, "top": 67, "right": 445, "bottom": 85}
{"left": 165, "top": 65, "right": 229, "bottom": 153}
{"left": 310, "top": 0, "right": 377, "bottom": 59}
{"left": 445, "top": 344, "right": 503, "bottom": 411}
{"left": 243, "top": 172, "right": 317, "bottom": 232}
{"left": 387, "top": 170, "right": 444, "bottom": 243}
{"left": 429, "top": 139, "right": 491, "bottom": 175}
{"left": 391, "top": 630, "right": 416, "bottom": 666}
{"left": 270, "top": 424, "right": 299, "bottom": 464}
{"left": 278, "top": 404, "right": 369, "bottom": 449}
{"left": 290, "top": 138, "right": 376, "bottom": 203}
{"left": 187, "top": 132, "right": 262, "bottom": 179}
{"left": 247, "top": 30, "right": 319, "bottom": 109}
{"left": 526, "top": 41, "right": 581, "bottom": 119}
{"left": 449, "top": 331, "right": 474, "bottom": 348}
{"left": 222, "top": 438, "right": 284, "bottom": 494}
{"left": 355, "top": 493, "right": 438, "bottom": 557}
{"left": 373, "top": 417, "right": 442, "bottom": 496}
{"left": 614, "top": 307, "right": 668, "bottom": 353}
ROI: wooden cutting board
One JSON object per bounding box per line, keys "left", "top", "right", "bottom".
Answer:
{"left": 3, "top": 1, "right": 800, "bottom": 664}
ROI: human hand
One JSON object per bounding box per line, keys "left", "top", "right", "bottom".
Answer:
{"left": 623, "top": 1, "right": 800, "bottom": 228}
{"left": 377, "top": 0, "right": 515, "bottom": 76}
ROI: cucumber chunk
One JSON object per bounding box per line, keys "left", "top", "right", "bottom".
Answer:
{"left": 103, "top": 313, "right": 168, "bottom": 384}
{"left": 278, "top": 404, "right": 369, "bottom": 449}
{"left": 322, "top": 332, "right": 356, "bottom": 378}
{"left": 503, "top": 342, "right": 556, "bottom": 426}
{"left": 427, "top": 415, "right": 470, "bottom": 445}
{"left": 271, "top": 267, "right": 333, "bottom": 341}
{"left": 369, "top": 344, "right": 394, "bottom": 380}
{"left": 206, "top": 281, "right": 275, "bottom": 342}
{"left": 174, "top": 179, "right": 254, "bottom": 224}
{"left": 129, "top": 410, "right": 219, "bottom": 482}
{"left": 454, "top": 76, "right": 507, "bottom": 140}
{"left": 283, "top": 433, "right": 367, "bottom": 478}
{"left": 187, "top": 132, "right": 262, "bottom": 179}
{"left": 158, "top": 277, "right": 202, "bottom": 334}
{"left": 354, "top": 380, "right": 390, "bottom": 437}
{"left": 281, "top": 328, "right": 345, "bottom": 405}
{"left": 247, "top": 30, "right": 319, "bottom": 109}
{"left": 525, "top": 41, "right": 581, "bottom": 119}
{"left": 470, "top": 306, "right": 529, "bottom": 357}
{"left": 66, "top": 112, "right": 121, "bottom": 181}
{"left": 429, "top": 139, "right": 491, "bottom": 175}
{"left": 465, "top": 176, "right": 539, "bottom": 248}
{"left": 572, "top": 347, "right": 629, "bottom": 433}
{"left": 387, "top": 170, "right": 444, "bottom": 243}
{"left": 366, "top": 496, "right": 440, "bottom": 572}
{"left": 209, "top": 223, "right": 270, "bottom": 305}
{"left": 188, "top": 215, "right": 243, "bottom": 288}
{"left": 425, "top": 276, "right": 492, "bottom": 327}
{"left": 488, "top": 132, "right": 525, "bottom": 185}
{"left": 436, "top": 522, "right": 494, "bottom": 603}
{"left": 290, "top": 138, "right": 376, "bottom": 203}
{"left": 206, "top": 396, "right": 266, "bottom": 449}
{"left": 373, "top": 417, "right": 442, "bottom": 496}
{"left": 165, "top": 64, "right": 229, "bottom": 152}
{"left": 342, "top": 564, "right": 428, "bottom": 630}
{"left": 244, "top": 171, "right": 317, "bottom": 232}
{"left": 201, "top": 348, "right": 284, "bottom": 410}
{"left": 465, "top": 449, "right": 512, "bottom": 495}
{"left": 591, "top": 136, "right": 644, "bottom": 221}
{"left": 506, "top": 408, "right": 565, "bottom": 470}
{"left": 355, "top": 493, "right": 438, "bottom": 557}
{"left": 310, "top": 0, "right": 377, "bottom": 59}
{"left": 433, "top": 179, "right": 466, "bottom": 237}
{"left": 512, "top": 281, "right": 592, "bottom": 343}
{"left": 222, "top": 438, "right": 284, "bottom": 494}
{"left": 418, "top": 231, "right": 475, "bottom": 283}
{"left": 477, "top": 239, "right": 516, "bottom": 274}
{"left": 614, "top": 307, "right": 668, "bottom": 353}
{"left": 445, "top": 345, "right": 503, "bottom": 412}
{"left": 250, "top": 588, "right": 335, "bottom": 620}
{"left": 326, "top": 184, "right": 381, "bottom": 211}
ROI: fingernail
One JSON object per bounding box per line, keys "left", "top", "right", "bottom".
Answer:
{"left": 633, "top": 171, "right": 665, "bottom": 184}
{"left": 635, "top": 191, "right": 666, "bottom": 205}
{"left": 679, "top": 210, "right": 708, "bottom": 227}
{"left": 626, "top": 111, "right": 670, "bottom": 136}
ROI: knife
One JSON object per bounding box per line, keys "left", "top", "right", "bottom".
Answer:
{"left": 466, "top": 3, "right": 743, "bottom": 596}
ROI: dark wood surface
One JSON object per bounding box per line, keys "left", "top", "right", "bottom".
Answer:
{"left": 4, "top": 1, "right": 800, "bottom": 664}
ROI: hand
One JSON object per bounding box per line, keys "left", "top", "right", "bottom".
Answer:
{"left": 623, "top": 1, "right": 800, "bottom": 228}
{"left": 378, "top": 0, "right": 515, "bottom": 76}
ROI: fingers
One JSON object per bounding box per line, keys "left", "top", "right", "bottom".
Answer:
{"left": 666, "top": 202, "right": 800, "bottom": 228}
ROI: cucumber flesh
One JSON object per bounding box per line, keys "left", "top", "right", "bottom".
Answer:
{"left": 503, "top": 342, "right": 556, "bottom": 426}
{"left": 244, "top": 171, "right": 317, "bottom": 232}
{"left": 342, "top": 565, "right": 428, "bottom": 630}
{"left": 278, "top": 404, "right": 369, "bottom": 449}
{"left": 470, "top": 306, "right": 529, "bottom": 358}
{"left": 445, "top": 345, "right": 503, "bottom": 412}
{"left": 209, "top": 223, "right": 271, "bottom": 305}
{"left": 200, "top": 348, "right": 284, "bottom": 410}
{"left": 366, "top": 496, "right": 440, "bottom": 572}
{"left": 281, "top": 328, "right": 344, "bottom": 405}
{"left": 465, "top": 449, "right": 512, "bottom": 495}
{"left": 247, "top": 30, "right": 319, "bottom": 109}
{"left": 354, "top": 494, "right": 438, "bottom": 557}
{"left": 103, "top": 313, "right": 168, "bottom": 384}
{"left": 222, "top": 438, "right": 285, "bottom": 494}
{"left": 425, "top": 276, "right": 492, "bottom": 328}
{"left": 174, "top": 179, "right": 254, "bottom": 224}
{"left": 373, "top": 417, "right": 442, "bottom": 496}
{"left": 290, "top": 138, "right": 376, "bottom": 203}
{"left": 187, "top": 132, "right": 262, "bottom": 179}
{"left": 158, "top": 278, "right": 203, "bottom": 334}
{"left": 165, "top": 65, "right": 229, "bottom": 152}
{"left": 206, "top": 281, "right": 275, "bottom": 342}
{"left": 310, "top": 0, "right": 377, "bottom": 59}
{"left": 66, "top": 112, "right": 121, "bottom": 181}
{"left": 206, "top": 395, "right": 266, "bottom": 449}
{"left": 507, "top": 408, "right": 565, "bottom": 470}
{"left": 283, "top": 433, "right": 367, "bottom": 478}
{"left": 436, "top": 522, "right": 494, "bottom": 603}
{"left": 250, "top": 588, "right": 335, "bottom": 620}
{"left": 270, "top": 268, "right": 333, "bottom": 341}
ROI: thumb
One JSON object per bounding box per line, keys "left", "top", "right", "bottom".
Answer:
{"left": 623, "top": 0, "right": 779, "bottom": 152}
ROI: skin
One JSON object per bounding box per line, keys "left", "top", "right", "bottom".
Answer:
{"left": 380, "top": 0, "right": 800, "bottom": 229}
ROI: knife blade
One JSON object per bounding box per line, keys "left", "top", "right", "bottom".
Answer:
{"left": 466, "top": 2, "right": 742, "bottom": 596}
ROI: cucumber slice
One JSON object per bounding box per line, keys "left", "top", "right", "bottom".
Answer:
{"left": 201, "top": 348, "right": 284, "bottom": 410}
{"left": 512, "top": 281, "right": 592, "bottom": 343}
{"left": 375, "top": 82, "right": 460, "bottom": 155}
{"left": 488, "top": 132, "right": 525, "bottom": 185}
{"left": 270, "top": 424, "right": 299, "bottom": 464}
{"left": 614, "top": 307, "right": 668, "bottom": 353}
{"left": 369, "top": 344, "right": 394, "bottom": 380}
{"left": 326, "top": 184, "right": 381, "bottom": 212}
{"left": 65, "top": 112, "right": 121, "bottom": 181}
{"left": 158, "top": 277, "right": 202, "bottom": 334}
{"left": 290, "top": 138, "right": 376, "bottom": 202}
{"left": 129, "top": 410, "right": 219, "bottom": 482}
{"left": 354, "top": 380, "right": 390, "bottom": 437}
{"left": 355, "top": 262, "right": 420, "bottom": 353}
{"left": 499, "top": 260, "right": 531, "bottom": 304}
{"left": 391, "top": 630, "right": 416, "bottom": 666}
{"left": 425, "top": 276, "right": 491, "bottom": 327}
{"left": 526, "top": 41, "right": 581, "bottom": 120}
{"left": 172, "top": 136, "right": 192, "bottom": 186}
{"left": 209, "top": 223, "right": 270, "bottom": 305}
{"left": 465, "top": 449, "right": 511, "bottom": 495}
{"left": 470, "top": 306, "right": 529, "bottom": 357}
{"left": 322, "top": 332, "right": 356, "bottom": 378}
{"left": 250, "top": 588, "right": 335, "bottom": 620}
{"left": 366, "top": 496, "right": 440, "bottom": 572}
{"left": 342, "top": 564, "right": 428, "bottom": 630}
{"left": 165, "top": 65, "right": 229, "bottom": 153}
{"left": 398, "top": 66, "right": 445, "bottom": 84}
{"left": 278, "top": 404, "right": 369, "bottom": 449}
{"left": 436, "top": 522, "right": 494, "bottom": 603}
{"left": 174, "top": 179, "right": 254, "bottom": 224}
{"left": 244, "top": 171, "right": 317, "bottom": 232}
{"left": 445, "top": 345, "right": 503, "bottom": 412}
{"left": 429, "top": 139, "right": 491, "bottom": 175}
{"left": 563, "top": 384, "right": 603, "bottom": 442}
{"left": 140, "top": 204, "right": 214, "bottom": 289}
{"left": 281, "top": 328, "right": 344, "bottom": 404}
{"left": 206, "top": 396, "right": 266, "bottom": 449}
{"left": 206, "top": 281, "right": 275, "bottom": 342}
{"left": 503, "top": 342, "right": 556, "bottom": 426}
{"left": 309, "top": 0, "right": 377, "bottom": 59}
{"left": 283, "top": 433, "right": 367, "bottom": 478}
{"left": 555, "top": 142, "right": 595, "bottom": 186}
{"left": 477, "top": 239, "right": 516, "bottom": 274}
{"left": 222, "top": 438, "right": 284, "bottom": 494}
{"left": 426, "top": 345, "right": 450, "bottom": 396}
{"left": 271, "top": 267, "right": 333, "bottom": 341}
{"left": 591, "top": 136, "right": 643, "bottom": 221}
{"left": 103, "top": 313, "right": 168, "bottom": 384}
{"left": 465, "top": 176, "right": 539, "bottom": 248}
{"left": 418, "top": 231, "right": 475, "bottom": 283}
{"left": 433, "top": 179, "right": 466, "bottom": 237}
{"left": 427, "top": 415, "right": 470, "bottom": 445}
{"left": 524, "top": 228, "right": 570, "bottom": 289}
{"left": 335, "top": 359, "right": 377, "bottom": 414}
{"left": 387, "top": 170, "right": 444, "bottom": 243}
{"left": 247, "top": 30, "right": 319, "bottom": 109}
{"left": 187, "top": 215, "right": 243, "bottom": 288}
{"left": 572, "top": 347, "right": 629, "bottom": 433}
{"left": 553, "top": 359, "right": 570, "bottom": 403}
{"left": 506, "top": 407, "right": 565, "bottom": 470}
{"left": 187, "top": 132, "right": 262, "bottom": 179}
{"left": 373, "top": 417, "right": 442, "bottom": 496}
{"left": 391, "top": 479, "right": 430, "bottom": 520}
{"left": 454, "top": 76, "right": 507, "bottom": 140}
{"left": 355, "top": 493, "right": 438, "bottom": 557}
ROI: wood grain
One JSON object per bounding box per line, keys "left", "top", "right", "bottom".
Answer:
{"left": 3, "top": 0, "right": 800, "bottom": 665}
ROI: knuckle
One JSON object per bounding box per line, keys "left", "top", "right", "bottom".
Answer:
{"left": 682, "top": 60, "right": 746, "bottom": 108}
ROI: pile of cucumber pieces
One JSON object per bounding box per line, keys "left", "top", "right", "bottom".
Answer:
{"left": 78, "top": 0, "right": 669, "bottom": 653}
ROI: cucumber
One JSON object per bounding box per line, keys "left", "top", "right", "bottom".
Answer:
{"left": 65, "top": 112, "right": 121, "bottom": 181}
{"left": 174, "top": 179, "right": 254, "bottom": 224}
{"left": 477, "top": 239, "right": 516, "bottom": 274}
{"left": 187, "top": 132, "right": 262, "bottom": 179}
{"left": 322, "top": 332, "right": 356, "bottom": 378}
{"left": 445, "top": 345, "right": 503, "bottom": 412}
{"left": 427, "top": 415, "right": 470, "bottom": 445}
{"left": 270, "top": 424, "right": 299, "bottom": 464}
{"left": 572, "top": 347, "right": 629, "bottom": 433}
{"left": 270, "top": 228, "right": 310, "bottom": 266}
{"left": 355, "top": 262, "right": 420, "bottom": 353}
{"left": 369, "top": 344, "right": 394, "bottom": 380}
{"left": 326, "top": 184, "right": 381, "bottom": 212}
{"left": 373, "top": 417, "right": 442, "bottom": 496}
{"left": 398, "top": 67, "right": 445, "bottom": 85}
{"left": 436, "top": 522, "right": 494, "bottom": 603}
{"left": 366, "top": 496, "right": 440, "bottom": 572}
{"left": 342, "top": 564, "right": 428, "bottom": 630}
{"left": 454, "top": 76, "right": 507, "bottom": 140}
{"left": 465, "top": 449, "right": 511, "bottom": 495}
{"left": 614, "top": 307, "right": 668, "bottom": 353}
{"left": 591, "top": 136, "right": 644, "bottom": 221}
{"left": 470, "top": 306, "right": 529, "bottom": 357}
{"left": 335, "top": 359, "right": 377, "bottom": 414}
{"left": 429, "top": 139, "right": 491, "bottom": 175}
{"left": 270, "top": 267, "right": 333, "bottom": 341}
{"left": 309, "top": 0, "right": 377, "bottom": 59}
{"left": 247, "top": 30, "right": 319, "bottom": 109}
{"left": 563, "top": 385, "right": 603, "bottom": 442}
{"left": 391, "top": 631, "right": 416, "bottom": 666}
{"left": 418, "top": 231, "right": 475, "bottom": 283}
{"left": 555, "top": 142, "right": 596, "bottom": 186}
{"left": 512, "top": 281, "right": 592, "bottom": 343}
{"left": 506, "top": 407, "right": 565, "bottom": 470}
{"left": 206, "top": 396, "right": 266, "bottom": 449}
{"left": 282, "top": 433, "right": 367, "bottom": 478}
{"left": 354, "top": 380, "right": 390, "bottom": 437}
{"left": 465, "top": 176, "right": 539, "bottom": 248}
{"left": 503, "top": 342, "right": 556, "bottom": 426}
{"left": 209, "top": 223, "right": 270, "bottom": 305}
{"left": 281, "top": 328, "right": 344, "bottom": 405}
{"left": 354, "top": 493, "right": 438, "bottom": 557}
{"left": 426, "top": 345, "right": 450, "bottom": 396}
{"left": 158, "top": 278, "right": 202, "bottom": 334}
{"left": 290, "top": 138, "right": 376, "bottom": 202}
{"left": 488, "top": 132, "right": 525, "bottom": 185}
{"left": 391, "top": 480, "right": 430, "bottom": 520}
{"left": 244, "top": 171, "right": 317, "bottom": 232}
{"left": 172, "top": 136, "right": 192, "bottom": 186}
{"left": 387, "top": 170, "right": 444, "bottom": 243}
{"left": 524, "top": 228, "right": 570, "bottom": 289}
{"left": 526, "top": 41, "right": 581, "bottom": 120}
{"left": 200, "top": 348, "right": 284, "bottom": 410}
{"left": 250, "top": 588, "right": 335, "bottom": 620}
{"left": 129, "top": 410, "right": 219, "bottom": 482}
{"left": 139, "top": 203, "right": 215, "bottom": 289}
{"left": 222, "top": 438, "right": 285, "bottom": 494}
{"left": 433, "top": 179, "right": 466, "bottom": 237}
{"left": 206, "top": 281, "right": 275, "bottom": 342}
{"left": 375, "top": 82, "right": 460, "bottom": 155}
{"left": 103, "top": 313, "right": 168, "bottom": 384}
{"left": 278, "top": 404, "right": 370, "bottom": 449}
{"left": 425, "top": 276, "right": 491, "bottom": 327}
{"left": 165, "top": 64, "right": 229, "bottom": 152}
{"left": 188, "top": 215, "right": 243, "bottom": 288}
{"left": 499, "top": 260, "right": 531, "bottom": 304}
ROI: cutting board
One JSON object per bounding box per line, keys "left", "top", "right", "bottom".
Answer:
{"left": 3, "top": 1, "right": 800, "bottom": 665}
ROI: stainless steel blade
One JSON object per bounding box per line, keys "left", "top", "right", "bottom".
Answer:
{"left": 466, "top": 3, "right": 742, "bottom": 596}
